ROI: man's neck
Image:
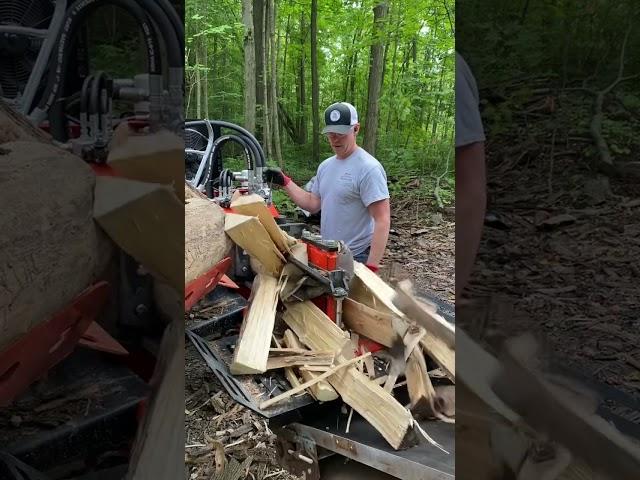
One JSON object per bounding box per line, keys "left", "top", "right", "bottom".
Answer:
{"left": 336, "top": 144, "right": 358, "bottom": 160}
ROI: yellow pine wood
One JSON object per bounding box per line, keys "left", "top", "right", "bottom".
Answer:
{"left": 283, "top": 329, "right": 338, "bottom": 401}
{"left": 230, "top": 274, "right": 281, "bottom": 374}
{"left": 224, "top": 213, "right": 285, "bottom": 277}
{"left": 283, "top": 301, "right": 415, "bottom": 450}
{"left": 230, "top": 194, "right": 298, "bottom": 252}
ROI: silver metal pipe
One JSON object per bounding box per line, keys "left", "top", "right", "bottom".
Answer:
{"left": 0, "top": 26, "right": 48, "bottom": 38}
{"left": 21, "top": 0, "right": 68, "bottom": 116}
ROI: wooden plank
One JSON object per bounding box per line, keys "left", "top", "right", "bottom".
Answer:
{"left": 260, "top": 353, "right": 372, "bottom": 410}
{"left": 283, "top": 329, "right": 338, "bottom": 401}
{"left": 405, "top": 346, "right": 437, "bottom": 415}
{"left": 283, "top": 301, "right": 417, "bottom": 450}
{"left": 224, "top": 213, "right": 285, "bottom": 277}
{"left": 185, "top": 196, "right": 232, "bottom": 285}
{"left": 230, "top": 194, "right": 297, "bottom": 252}
{"left": 94, "top": 176, "right": 183, "bottom": 291}
{"left": 230, "top": 275, "right": 281, "bottom": 374}
{"left": 393, "top": 280, "right": 454, "bottom": 350}
{"left": 265, "top": 351, "right": 334, "bottom": 370}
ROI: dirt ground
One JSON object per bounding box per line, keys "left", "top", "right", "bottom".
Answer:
{"left": 184, "top": 190, "right": 454, "bottom": 480}
{"left": 460, "top": 137, "right": 640, "bottom": 398}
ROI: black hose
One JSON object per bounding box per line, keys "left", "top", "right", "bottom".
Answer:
{"left": 80, "top": 75, "right": 94, "bottom": 116}
{"left": 208, "top": 120, "right": 266, "bottom": 168}
{"left": 89, "top": 71, "right": 105, "bottom": 116}
{"left": 38, "top": 0, "right": 161, "bottom": 115}
{"left": 156, "top": 0, "right": 184, "bottom": 52}
{"left": 134, "top": 0, "right": 182, "bottom": 69}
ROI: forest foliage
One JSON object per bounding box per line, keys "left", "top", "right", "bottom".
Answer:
{"left": 185, "top": 0, "right": 455, "bottom": 205}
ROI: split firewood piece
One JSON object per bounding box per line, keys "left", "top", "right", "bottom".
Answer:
{"left": 260, "top": 353, "right": 372, "bottom": 410}
{"left": 224, "top": 213, "right": 285, "bottom": 277}
{"left": 229, "top": 275, "right": 282, "bottom": 374}
{"left": 185, "top": 196, "right": 232, "bottom": 285}
{"left": 94, "top": 176, "right": 183, "bottom": 291}
{"left": 283, "top": 329, "right": 339, "bottom": 401}
{"left": 406, "top": 346, "right": 437, "bottom": 416}
{"left": 127, "top": 320, "right": 183, "bottom": 480}
{"left": 349, "top": 262, "right": 404, "bottom": 317}
{"left": 108, "top": 129, "right": 184, "bottom": 201}
{"left": 342, "top": 298, "right": 395, "bottom": 347}
{"left": 283, "top": 301, "right": 417, "bottom": 450}
{"left": 393, "top": 280, "right": 454, "bottom": 350}
{"left": 230, "top": 194, "right": 298, "bottom": 252}
{"left": 265, "top": 351, "right": 335, "bottom": 370}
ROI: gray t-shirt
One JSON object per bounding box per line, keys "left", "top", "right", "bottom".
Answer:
{"left": 455, "top": 53, "right": 486, "bottom": 147}
{"left": 311, "top": 147, "right": 389, "bottom": 256}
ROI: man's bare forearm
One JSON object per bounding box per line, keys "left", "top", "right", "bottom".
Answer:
{"left": 367, "top": 217, "right": 390, "bottom": 266}
{"left": 283, "top": 181, "right": 321, "bottom": 213}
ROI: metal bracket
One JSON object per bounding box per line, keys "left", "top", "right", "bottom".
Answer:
{"left": 185, "top": 257, "right": 232, "bottom": 311}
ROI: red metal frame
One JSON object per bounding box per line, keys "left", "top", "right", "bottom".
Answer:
{"left": 305, "top": 241, "right": 384, "bottom": 354}
{"left": 0, "top": 281, "right": 111, "bottom": 407}
{"left": 185, "top": 257, "right": 232, "bottom": 312}
{"left": 78, "top": 321, "right": 128, "bottom": 356}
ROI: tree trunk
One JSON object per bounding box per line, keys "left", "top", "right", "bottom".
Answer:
{"left": 269, "top": 0, "right": 283, "bottom": 167}
{"left": 363, "top": 2, "right": 388, "bottom": 156}
{"left": 202, "top": 35, "right": 209, "bottom": 119}
{"left": 310, "top": 0, "right": 320, "bottom": 164}
{"left": 297, "top": 11, "right": 307, "bottom": 145}
{"left": 242, "top": 0, "right": 256, "bottom": 133}
{"left": 262, "top": 0, "right": 271, "bottom": 160}
{"left": 253, "top": 0, "right": 265, "bottom": 138}
{"left": 195, "top": 45, "right": 201, "bottom": 118}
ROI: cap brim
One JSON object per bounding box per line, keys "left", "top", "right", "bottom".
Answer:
{"left": 322, "top": 125, "right": 353, "bottom": 134}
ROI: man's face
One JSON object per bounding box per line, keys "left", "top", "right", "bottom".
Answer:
{"left": 326, "top": 125, "right": 358, "bottom": 158}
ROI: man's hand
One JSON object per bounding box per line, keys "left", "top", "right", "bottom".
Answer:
{"left": 263, "top": 167, "right": 291, "bottom": 187}
{"left": 365, "top": 263, "right": 379, "bottom": 273}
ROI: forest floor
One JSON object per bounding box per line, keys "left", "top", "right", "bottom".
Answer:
{"left": 184, "top": 185, "right": 454, "bottom": 480}
{"left": 459, "top": 91, "right": 640, "bottom": 402}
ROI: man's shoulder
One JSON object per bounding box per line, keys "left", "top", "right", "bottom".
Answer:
{"left": 355, "top": 147, "right": 385, "bottom": 175}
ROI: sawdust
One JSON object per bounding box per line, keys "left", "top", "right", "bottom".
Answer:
{"left": 185, "top": 344, "right": 301, "bottom": 480}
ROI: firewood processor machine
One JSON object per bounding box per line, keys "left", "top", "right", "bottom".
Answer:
{"left": 185, "top": 120, "right": 456, "bottom": 480}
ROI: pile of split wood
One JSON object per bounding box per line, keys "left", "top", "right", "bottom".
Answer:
{"left": 191, "top": 190, "right": 455, "bottom": 451}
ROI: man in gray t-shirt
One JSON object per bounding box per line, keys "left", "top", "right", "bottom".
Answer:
{"left": 456, "top": 53, "right": 487, "bottom": 300}
{"left": 264, "top": 102, "right": 390, "bottom": 271}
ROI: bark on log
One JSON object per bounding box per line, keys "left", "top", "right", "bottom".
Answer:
{"left": 0, "top": 139, "right": 111, "bottom": 350}
{"left": 185, "top": 196, "right": 232, "bottom": 285}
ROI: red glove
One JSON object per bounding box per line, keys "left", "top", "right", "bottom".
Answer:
{"left": 365, "top": 263, "right": 379, "bottom": 273}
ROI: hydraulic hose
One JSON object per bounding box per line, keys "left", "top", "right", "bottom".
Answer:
{"left": 156, "top": 0, "right": 184, "bottom": 53}
{"left": 207, "top": 121, "right": 266, "bottom": 168}
{"left": 35, "top": 0, "right": 161, "bottom": 120}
